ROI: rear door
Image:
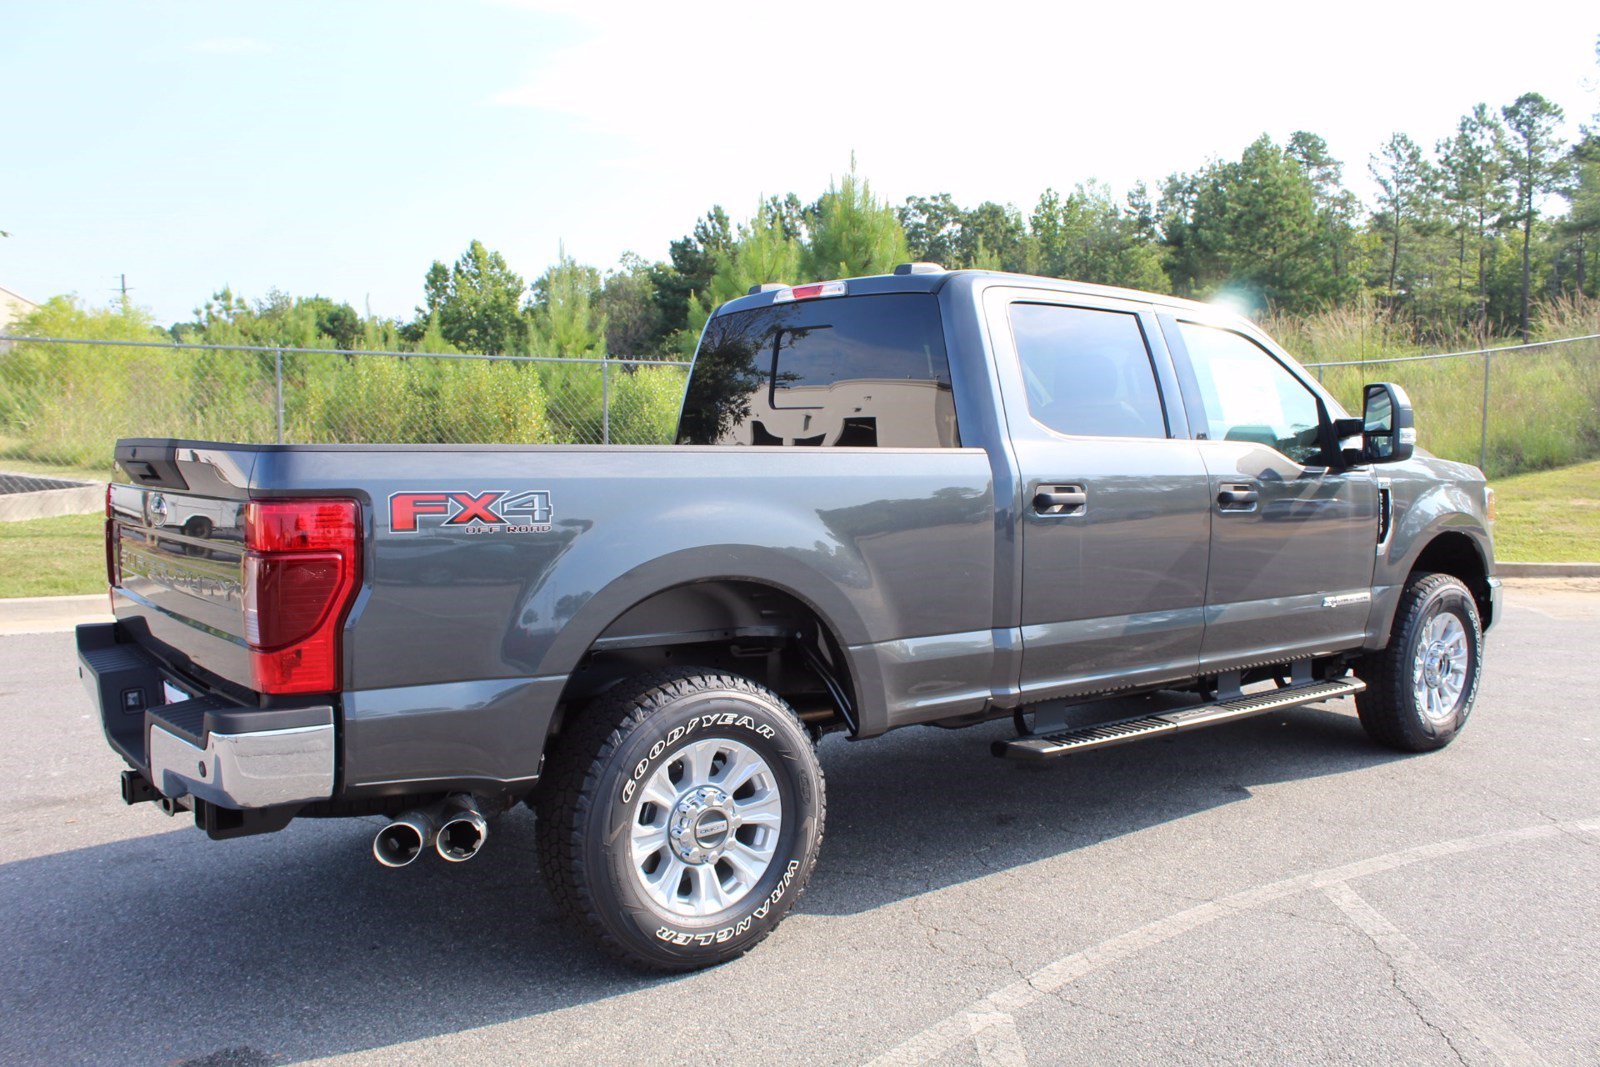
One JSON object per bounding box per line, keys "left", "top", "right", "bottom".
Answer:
{"left": 984, "top": 287, "right": 1212, "bottom": 702}
{"left": 1160, "top": 315, "right": 1379, "bottom": 671}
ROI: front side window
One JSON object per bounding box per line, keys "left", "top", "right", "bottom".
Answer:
{"left": 1010, "top": 303, "right": 1168, "bottom": 439}
{"left": 678, "top": 294, "right": 957, "bottom": 447}
{"left": 1177, "top": 322, "right": 1324, "bottom": 464}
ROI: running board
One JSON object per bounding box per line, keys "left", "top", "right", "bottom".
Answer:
{"left": 992, "top": 678, "right": 1366, "bottom": 761}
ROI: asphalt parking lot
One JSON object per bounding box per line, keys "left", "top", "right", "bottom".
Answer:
{"left": 1, "top": 581, "right": 1596, "bottom": 1066}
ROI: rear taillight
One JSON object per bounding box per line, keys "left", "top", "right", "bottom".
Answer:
{"left": 243, "top": 498, "right": 361, "bottom": 695}
{"left": 104, "top": 485, "right": 119, "bottom": 606}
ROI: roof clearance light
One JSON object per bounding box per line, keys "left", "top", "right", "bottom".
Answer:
{"left": 773, "top": 280, "right": 848, "bottom": 302}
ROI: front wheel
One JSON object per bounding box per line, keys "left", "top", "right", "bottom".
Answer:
{"left": 1355, "top": 572, "right": 1484, "bottom": 752}
{"left": 534, "top": 669, "right": 825, "bottom": 971}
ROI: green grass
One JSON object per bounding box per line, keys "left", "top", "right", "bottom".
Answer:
{"left": 0, "top": 512, "right": 107, "bottom": 598}
{"left": 1491, "top": 459, "right": 1600, "bottom": 563}
{"left": 0, "top": 442, "right": 111, "bottom": 484}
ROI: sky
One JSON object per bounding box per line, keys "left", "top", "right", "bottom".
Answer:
{"left": 2, "top": 0, "right": 1597, "bottom": 327}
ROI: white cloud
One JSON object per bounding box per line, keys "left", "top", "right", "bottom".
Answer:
{"left": 486, "top": 0, "right": 1597, "bottom": 217}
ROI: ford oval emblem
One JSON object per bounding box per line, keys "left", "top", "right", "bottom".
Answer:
{"left": 147, "top": 493, "right": 169, "bottom": 527}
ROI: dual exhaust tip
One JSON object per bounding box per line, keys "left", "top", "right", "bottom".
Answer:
{"left": 373, "top": 794, "right": 488, "bottom": 868}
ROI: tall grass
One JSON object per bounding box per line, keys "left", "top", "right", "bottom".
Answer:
{"left": 0, "top": 341, "right": 688, "bottom": 468}
{"left": 3, "top": 295, "right": 1595, "bottom": 477}
{"left": 1275, "top": 294, "right": 1600, "bottom": 478}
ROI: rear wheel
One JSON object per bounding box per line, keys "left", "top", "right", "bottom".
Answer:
{"left": 1355, "top": 572, "right": 1483, "bottom": 752}
{"left": 534, "top": 669, "right": 824, "bottom": 971}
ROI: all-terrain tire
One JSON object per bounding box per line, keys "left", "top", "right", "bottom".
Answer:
{"left": 1354, "top": 572, "right": 1483, "bottom": 752}
{"left": 534, "top": 668, "right": 825, "bottom": 971}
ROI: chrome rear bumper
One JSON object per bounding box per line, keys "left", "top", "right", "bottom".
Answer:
{"left": 148, "top": 719, "right": 334, "bottom": 809}
{"left": 77, "top": 621, "right": 335, "bottom": 810}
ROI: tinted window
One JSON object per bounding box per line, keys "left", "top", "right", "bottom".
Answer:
{"left": 1178, "top": 322, "right": 1324, "bottom": 464}
{"left": 1010, "top": 304, "right": 1167, "bottom": 438}
{"left": 678, "top": 294, "right": 958, "bottom": 447}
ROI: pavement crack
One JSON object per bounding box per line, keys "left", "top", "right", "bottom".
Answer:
{"left": 1385, "top": 950, "right": 1471, "bottom": 1065}
{"left": 906, "top": 896, "right": 1032, "bottom": 982}
{"left": 1034, "top": 984, "right": 1135, "bottom": 1025}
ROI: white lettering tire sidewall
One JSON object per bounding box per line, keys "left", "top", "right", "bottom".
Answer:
{"left": 582, "top": 686, "right": 822, "bottom": 967}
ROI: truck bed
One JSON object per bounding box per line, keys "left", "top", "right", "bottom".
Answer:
{"left": 109, "top": 439, "right": 996, "bottom": 796}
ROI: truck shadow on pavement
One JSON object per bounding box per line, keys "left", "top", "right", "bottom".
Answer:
{"left": 0, "top": 701, "right": 1403, "bottom": 1065}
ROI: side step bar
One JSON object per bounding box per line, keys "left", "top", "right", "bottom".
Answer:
{"left": 993, "top": 677, "right": 1366, "bottom": 761}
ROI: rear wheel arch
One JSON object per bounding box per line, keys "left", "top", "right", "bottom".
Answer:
{"left": 543, "top": 577, "right": 866, "bottom": 757}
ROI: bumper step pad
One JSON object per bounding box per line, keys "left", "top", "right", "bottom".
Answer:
{"left": 993, "top": 678, "right": 1365, "bottom": 761}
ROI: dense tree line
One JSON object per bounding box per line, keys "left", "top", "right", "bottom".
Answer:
{"left": 37, "top": 54, "right": 1600, "bottom": 357}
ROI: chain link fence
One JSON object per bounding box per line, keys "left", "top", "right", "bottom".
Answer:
{"left": 0, "top": 335, "right": 690, "bottom": 471}
{"left": 1303, "top": 333, "right": 1600, "bottom": 478}
{"left": 2, "top": 331, "right": 1597, "bottom": 481}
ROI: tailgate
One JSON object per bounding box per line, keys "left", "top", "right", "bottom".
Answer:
{"left": 109, "top": 441, "right": 258, "bottom": 692}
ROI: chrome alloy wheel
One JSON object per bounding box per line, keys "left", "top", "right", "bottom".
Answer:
{"left": 1412, "top": 612, "right": 1469, "bottom": 725}
{"left": 628, "top": 737, "right": 783, "bottom": 917}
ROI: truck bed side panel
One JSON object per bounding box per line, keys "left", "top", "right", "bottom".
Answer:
{"left": 243, "top": 444, "right": 995, "bottom": 785}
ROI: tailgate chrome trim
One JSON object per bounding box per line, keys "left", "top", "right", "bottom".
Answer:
{"left": 114, "top": 586, "right": 248, "bottom": 647}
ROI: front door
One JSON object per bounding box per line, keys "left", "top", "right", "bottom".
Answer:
{"left": 987, "top": 289, "right": 1213, "bottom": 703}
{"left": 1161, "top": 315, "right": 1379, "bottom": 673}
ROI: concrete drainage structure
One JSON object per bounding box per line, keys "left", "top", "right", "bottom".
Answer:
{"left": 0, "top": 472, "right": 106, "bottom": 522}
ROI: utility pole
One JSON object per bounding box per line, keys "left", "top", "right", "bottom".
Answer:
{"left": 111, "top": 274, "right": 134, "bottom": 311}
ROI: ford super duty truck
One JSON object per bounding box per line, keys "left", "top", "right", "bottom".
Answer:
{"left": 78, "top": 266, "right": 1501, "bottom": 970}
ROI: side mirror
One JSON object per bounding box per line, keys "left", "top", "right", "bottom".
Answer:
{"left": 1363, "top": 382, "right": 1415, "bottom": 464}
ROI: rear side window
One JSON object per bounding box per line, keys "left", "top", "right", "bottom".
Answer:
{"left": 1010, "top": 304, "right": 1168, "bottom": 438}
{"left": 677, "top": 294, "right": 958, "bottom": 447}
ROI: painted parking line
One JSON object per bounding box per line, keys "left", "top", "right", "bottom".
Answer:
{"left": 1323, "top": 882, "right": 1544, "bottom": 1066}
{"left": 866, "top": 817, "right": 1599, "bottom": 1066}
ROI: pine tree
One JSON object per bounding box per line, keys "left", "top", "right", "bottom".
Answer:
{"left": 1159, "top": 135, "right": 1323, "bottom": 312}
{"left": 1502, "top": 93, "right": 1568, "bottom": 339}
{"left": 802, "top": 162, "right": 909, "bottom": 280}
{"left": 1287, "top": 131, "right": 1362, "bottom": 304}
{"left": 684, "top": 203, "right": 805, "bottom": 341}
{"left": 527, "top": 248, "right": 606, "bottom": 358}
{"left": 1369, "top": 133, "right": 1436, "bottom": 311}
{"left": 1438, "top": 105, "right": 1511, "bottom": 330}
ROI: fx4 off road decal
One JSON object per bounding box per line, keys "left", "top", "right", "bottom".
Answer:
{"left": 389, "top": 490, "right": 553, "bottom": 534}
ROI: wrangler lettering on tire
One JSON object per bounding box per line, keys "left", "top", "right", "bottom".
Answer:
{"left": 534, "top": 669, "right": 825, "bottom": 971}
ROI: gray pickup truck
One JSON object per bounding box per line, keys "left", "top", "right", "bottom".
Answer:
{"left": 79, "top": 265, "right": 1500, "bottom": 969}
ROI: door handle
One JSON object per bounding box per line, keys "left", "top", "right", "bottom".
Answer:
{"left": 1216, "top": 483, "right": 1259, "bottom": 511}
{"left": 1034, "top": 485, "right": 1087, "bottom": 515}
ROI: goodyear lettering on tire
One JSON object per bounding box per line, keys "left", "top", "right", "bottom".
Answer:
{"left": 621, "top": 711, "right": 776, "bottom": 804}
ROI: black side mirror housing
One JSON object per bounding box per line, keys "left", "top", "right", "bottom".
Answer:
{"left": 1363, "top": 382, "right": 1415, "bottom": 464}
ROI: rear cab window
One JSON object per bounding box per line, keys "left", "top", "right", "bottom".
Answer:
{"left": 678, "top": 294, "right": 958, "bottom": 447}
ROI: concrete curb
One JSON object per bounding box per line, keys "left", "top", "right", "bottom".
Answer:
{"left": 0, "top": 483, "right": 106, "bottom": 522}
{"left": 1496, "top": 562, "right": 1600, "bottom": 578}
{"left": 0, "top": 594, "right": 111, "bottom": 636}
